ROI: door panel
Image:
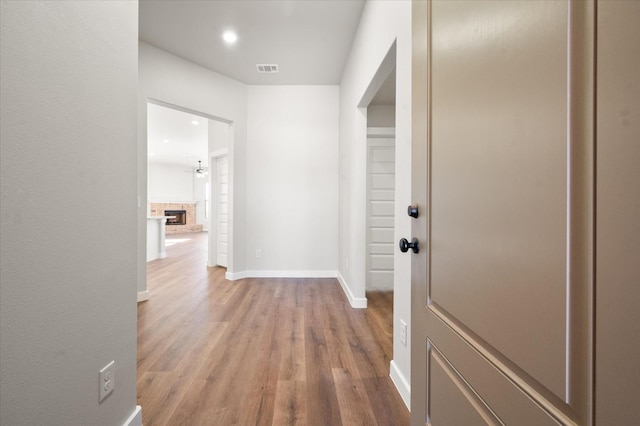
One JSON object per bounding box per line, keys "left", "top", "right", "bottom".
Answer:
{"left": 425, "top": 310, "right": 562, "bottom": 426}
{"left": 367, "top": 137, "right": 396, "bottom": 292}
{"left": 430, "top": 0, "right": 568, "bottom": 399}
{"left": 412, "top": 1, "right": 594, "bottom": 425}
{"left": 427, "top": 342, "right": 501, "bottom": 426}
{"left": 216, "top": 156, "right": 228, "bottom": 267}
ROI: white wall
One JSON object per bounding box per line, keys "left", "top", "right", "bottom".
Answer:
{"left": 209, "top": 119, "right": 230, "bottom": 153}
{"left": 246, "top": 86, "right": 339, "bottom": 275}
{"left": 338, "top": 0, "right": 412, "bottom": 407}
{"left": 148, "top": 163, "right": 198, "bottom": 203}
{"left": 0, "top": 2, "right": 140, "bottom": 425}
{"left": 138, "top": 42, "right": 248, "bottom": 289}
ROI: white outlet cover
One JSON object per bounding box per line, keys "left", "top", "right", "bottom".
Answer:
{"left": 99, "top": 360, "right": 115, "bottom": 402}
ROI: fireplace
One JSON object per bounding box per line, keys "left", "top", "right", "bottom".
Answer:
{"left": 151, "top": 203, "right": 202, "bottom": 234}
{"left": 164, "top": 210, "right": 186, "bottom": 225}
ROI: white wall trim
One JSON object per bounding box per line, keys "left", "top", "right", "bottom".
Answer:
{"left": 210, "top": 148, "right": 228, "bottom": 158}
{"left": 122, "top": 405, "right": 142, "bottom": 426}
{"left": 246, "top": 270, "right": 337, "bottom": 278}
{"left": 367, "top": 126, "right": 396, "bottom": 138}
{"left": 225, "top": 270, "right": 247, "bottom": 281}
{"left": 147, "top": 199, "right": 200, "bottom": 204}
{"left": 337, "top": 272, "right": 368, "bottom": 308}
{"left": 137, "top": 291, "right": 150, "bottom": 303}
{"left": 390, "top": 360, "right": 411, "bottom": 410}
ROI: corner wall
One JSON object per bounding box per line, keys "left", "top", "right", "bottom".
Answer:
{"left": 1, "top": 2, "right": 140, "bottom": 424}
{"left": 138, "top": 42, "right": 248, "bottom": 291}
{"left": 338, "top": 0, "right": 412, "bottom": 407}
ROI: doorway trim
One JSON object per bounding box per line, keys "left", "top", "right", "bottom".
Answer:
{"left": 142, "top": 98, "right": 235, "bottom": 298}
{"left": 356, "top": 42, "right": 397, "bottom": 306}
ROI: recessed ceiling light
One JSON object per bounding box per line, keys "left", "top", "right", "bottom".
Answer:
{"left": 223, "top": 31, "right": 238, "bottom": 44}
{"left": 191, "top": 120, "right": 199, "bottom": 125}
{"left": 163, "top": 139, "right": 169, "bottom": 143}
{"left": 148, "top": 152, "right": 155, "bottom": 156}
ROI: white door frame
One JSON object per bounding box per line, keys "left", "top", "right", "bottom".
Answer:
{"left": 208, "top": 149, "right": 228, "bottom": 268}
{"left": 143, "top": 98, "right": 235, "bottom": 287}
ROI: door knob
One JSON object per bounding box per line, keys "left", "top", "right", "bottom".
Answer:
{"left": 407, "top": 204, "right": 419, "bottom": 218}
{"left": 399, "top": 237, "right": 420, "bottom": 253}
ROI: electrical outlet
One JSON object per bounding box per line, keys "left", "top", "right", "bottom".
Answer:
{"left": 400, "top": 320, "right": 407, "bottom": 347}
{"left": 256, "top": 249, "right": 261, "bottom": 258}
{"left": 99, "top": 361, "right": 115, "bottom": 402}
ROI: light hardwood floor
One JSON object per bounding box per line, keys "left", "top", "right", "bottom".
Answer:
{"left": 138, "top": 232, "right": 409, "bottom": 425}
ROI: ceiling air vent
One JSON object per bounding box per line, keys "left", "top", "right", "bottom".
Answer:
{"left": 256, "top": 64, "right": 279, "bottom": 73}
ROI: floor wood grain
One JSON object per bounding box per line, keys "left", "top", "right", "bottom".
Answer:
{"left": 138, "top": 232, "right": 409, "bottom": 425}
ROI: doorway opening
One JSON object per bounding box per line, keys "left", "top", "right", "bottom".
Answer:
{"left": 358, "top": 42, "right": 397, "bottom": 370}
{"left": 145, "top": 100, "right": 233, "bottom": 275}
{"left": 364, "top": 69, "right": 396, "bottom": 342}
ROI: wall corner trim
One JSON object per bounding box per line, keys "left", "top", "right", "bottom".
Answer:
{"left": 337, "top": 272, "right": 368, "bottom": 308}
{"left": 137, "top": 291, "right": 150, "bottom": 303}
{"left": 122, "top": 406, "right": 142, "bottom": 426}
{"left": 390, "top": 360, "right": 411, "bottom": 410}
{"left": 226, "top": 270, "right": 248, "bottom": 281}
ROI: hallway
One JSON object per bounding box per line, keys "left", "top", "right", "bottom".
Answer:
{"left": 137, "top": 232, "right": 409, "bottom": 425}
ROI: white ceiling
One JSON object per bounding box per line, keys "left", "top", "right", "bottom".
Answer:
{"left": 142, "top": 1, "right": 395, "bottom": 168}
{"left": 147, "top": 103, "right": 209, "bottom": 168}
{"left": 139, "top": 0, "right": 366, "bottom": 85}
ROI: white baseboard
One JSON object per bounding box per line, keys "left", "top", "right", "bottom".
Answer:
{"left": 122, "top": 405, "right": 142, "bottom": 426}
{"left": 226, "top": 270, "right": 338, "bottom": 280}
{"left": 225, "top": 270, "right": 247, "bottom": 281}
{"left": 246, "top": 270, "right": 337, "bottom": 278}
{"left": 390, "top": 360, "right": 411, "bottom": 410}
{"left": 137, "top": 291, "right": 150, "bottom": 302}
{"left": 337, "top": 272, "right": 367, "bottom": 308}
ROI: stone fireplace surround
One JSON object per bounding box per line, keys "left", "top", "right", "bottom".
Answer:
{"left": 150, "top": 202, "right": 202, "bottom": 234}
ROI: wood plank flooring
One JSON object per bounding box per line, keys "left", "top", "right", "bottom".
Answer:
{"left": 138, "top": 232, "right": 409, "bottom": 425}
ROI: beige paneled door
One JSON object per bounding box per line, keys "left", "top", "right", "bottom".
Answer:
{"left": 412, "top": 1, "right": 582, "bottom": 425}
{"left": 411, "top": 1, "right": 639, "bottom": 425}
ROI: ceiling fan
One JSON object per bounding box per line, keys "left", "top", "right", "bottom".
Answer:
{"left": 185, "top": 160, "right": 208, "bottom": 178}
